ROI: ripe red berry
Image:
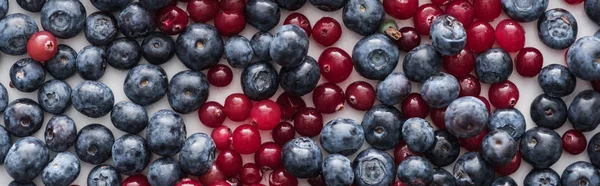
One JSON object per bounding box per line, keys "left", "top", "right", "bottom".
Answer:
{"left": 345, "top": 81, "right": 376, "bottom": 111}
{"left": 211, "top": 125, "right": 233, "bottom": 151}
{"left": 272, "top": 122, "right": 296, "bottom": 146}
{"left": 199, "top": 101, "right": 226, "bottom": 128}
{"left": 401, "top": 93, "right": 430, "bottom": 119}
{"left": 250, "top": 99, "right": 282, "bottom": 130}
{"left": 284, "top": 13, "right": 312, "bottom": 37}
{"left": 413, "top": 4, "right": 444, "bottom": 35}
{"left": 208, "top": 180, "right": 231, "bottom": 186}
{"left": 312, "top": 83, "right": 345, "bottom": 114}
{"left": 443, "top": 49, "right": 475, "bottom": 78}
{"left": 430, "top": 107, "right": 446, "bottom": 129}
{"left": 564, "top": 0, "right": 584, "bottom": 4}
{"left": 269, "top": 168, "right": 298, "bottom": 186}
{"left": 459, "top": 128, "right": 488, "bottom": 151}
{"left": 156, "top": 6, "right": 189, "bottom": 35}
{"left": 445, "top": 0, "right": 474, "bottom": 27}
{"left": 220, "top": 0, "right": 245, "bottom": 11}
{"left": 495, "top": 19, "right": 525, "bottom": 53}
{"left": 477, "top": 96, "right": 492, "bottom": 115}
{"left": 466, "top": 21, "right": 495, "bottom": 53}
{"left": 187, "top": 0, "right": 219, "bottom": 23}
{"left": 473, "top": 0, "right": 502, "bottom": 21}
{"left": 431, "top": 0, "right": 451, "bottom": 6}
{"left": 312, "top": 17, "right": 342, "bottom": 46}
{"left": 394, "top": 141, "right": 421, "bottom": 165}
{"left": 276, "top": 92, "right": 307, "bottom": 120}
{"left": 207, "top": 64, "right": 234, "bottom": 87}
{"left": 592, "top": 80, "right": 600, "bottom": 93}
{"left": 255, "top": 142, "right": 282, "bottom": 169}
{"left": 515, "top": 47, "right": 544, "bottom": 77}
{"left": 123, "top": 174, "right": 151, "bottom": 186}
{"left": 294, "top": 107, "right": 324, "bottom": 137}
{"left": 199, "top": 163, "right": 227, "bottom": 186}
{"left": 396, "top": 27, "right": 421, "bottom": 52}
{"left": 488, "top": 80, "right": 520, "bottom": 109}
{"left": 214, "top": 10, "right": 246, "bottom": 37}
{"left": 240, "top": 163, "right": 262, "bottom": 185}
{"left": 224, "top": 93, "right": 253, "bottom": 122}
{"left": 318, "top": 47, "right": 353, "bottom": 83}
{"left": 307, "top": 174, "right": 326, "bottom": 186}
{"left": 383, "top": 0, "right": 418, "bottom": 20}
{"left": 216, "top": 149, "right": 243, "bottom": 177}
{"left": 27, "top": 31, "right": 58, "bottom": 62}
{"left": 562, "top": 129, "right": 587, "bottom": 155}
{"left": 457, "top": 75, "right": 482, "bottom": 97}
{"left": 175, "top": 178, "right": 202, "bottom": 186}
{"left": 494, "top": 152, "right": 521, "bottom": 176}
{"left": 232, "top": 124, "right": 261, "bottom": 154}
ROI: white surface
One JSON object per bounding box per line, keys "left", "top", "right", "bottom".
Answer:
{"left": 0, "top": 0, "right": 598, "bottom": 185}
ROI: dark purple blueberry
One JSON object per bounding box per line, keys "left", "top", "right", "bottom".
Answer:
{"left": 502, "top": 0, "right": 548, "bottom": 22}
{"left": 84, "top": 12, "right": 118, "bottom": 46}
{"left": 475, "top": 48, "right": 513, "bottom": 84}
{"left": 44, "top": 115, "right": 77, "bottom": 152}
{"left": 561, "top": 161, "right": 600, "bottom": 186}
{"left": 397, "top": 156, "right": 433, "bottom": 185}
{"left": 537, "top": 8, "right": 577, "bottom": 50}
{"left": 421, "top": 72, "right": 460, "bottom": 108}
{"left": 141, "top": 32, "right": 175, "bottom": 65}
{"left": 45, "top": 44, "right": 77, "bottom": 80}
{"left": 274, "top": 0, "right": 306, "bottom": 10}
{"left": 352, "top": 148, "right": 396, "bottom": 186}
{"left": 342, "top": 0, "right": 384, "bottom": 35}
{"left": 147, "top": 157, "right": 185, "bottom": 186}
{"left": 519, "top": 127, "right": 562, "bottom": 168}
{"left": 431, "top": 168, "right": 456, "bottom": 186}
{"left": 362, "top": 104, "right": 404, "bottom": 150}
{"left": 538, "top": 64, "right": 576, "bottom": 97}
{"left": 430, "top": 15, "right": 467, "bottom": 56}
{"left": 309, "top": 0, "right": 347, "bottom": 11}
{"left": 40, "top": 0, "right": 85, "bottom": 38}
{"left": 118, "top": 3, "right": 155, "bottom": 38}
{"left": 445, "top": 96, "right": 489, "bottom": 138}
{"left": 322, "top": 154, "right": 354, "bottom": 186}
{"left": 282, "top": 137, "right": 322, "bottom": 178}
{"left": 4, "top": 98, "right": 44, "bottom": 137}
{"left": 530, "top": 94, "right": 567, "bottom": 129}
{"left": 106, "top": 37, "right": 141, "bottom": 69}
{"left": 37, "top": 79, "right": 72, "bottom": 115}
{"left": 453, "top": 152, "right": 494, "bottom": 186}
{"left": 146, "top": 109, "right": 186, "bottom": 156}
{"left": 179, "top": 133, "right": 216, "bottom": 176}
{"left": 250, "top": 31, "right": 273, "bottom": 61}
{"left": 524, "top": 168, "right": 560, "bottom": 186}
{"left": 424, "top": 130, "right": 460, "bottom": 167}
{"left": 75, "top": 124, "right": 114, "bottom": 165}
{"left": 245, "top": 0, "right": 280, "bottom": 32}
{"left": 376, "top": 72, "right": 411, "bottom": 106}
{"left": 270, "top": 25, "right": 309, "bottom": 69}
{"left": 481, "top": 130, "right": 517, "bottom": 166}
{"left": 320, "top": 118, "right": 364, "bottom": 156}
{"left": 9, "top": 58, "right": 45, "bottom": 92}
{"left": 41, "top": 152, "right": 80, "bottom": 186}
{"left": 167, "top": 70, "right": 210, "bottom": 114}
{"left": 112, "top": 134, "right": 150, "bottom": 175}
{"left": 225, "top": 35, "right": 254, "bottom": 69}
{"left": 279, "top": 56, "right": 321, "bottom": 97}
{"left": 176, "top": 23, "right": 224, "bottom": 71}
{"left": 241, "top": 61, "right": 279, "bottom": 101}
{"left": 76, "top": 45, "right": 107, "bottom": 81}
{"left": 568, "top": 90, "right": 600, "bottom": 132}
{"left": 110, "top": 101, "right": 148, "bottom": 134}
{"left": 0, "top": 13, "right": 39, "bottom": 55}
{"left": 353, "top": 33, "right": 400, "bottom": 80}
{"left": 124, "top": 64, "right": 168, "bottom": 106}
{"left": 488, "top": 109, "right": 526, "bottom": 140}
{"left": 4, "top": 137, "right": 49, "bottom": 183}
{"left": 71, "top": 81, "right": 114, "bottom": 118}
{"left": 566, "top": 36, "right": 600, "bottom": 81}
{"left": 402, "top": 118, "right": 435, "bottom": 153}
{"left": 87, "top": 165, "right": 121, "bottom": 186}
{"left": 17, "top": 0, "right": 45, "bottom": 12}
{"left": 403, "top": 44, "right": 442, "bottom": 82}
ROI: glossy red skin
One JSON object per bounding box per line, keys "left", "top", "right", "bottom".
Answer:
{"left": 231, "top": 124, "right": 261, "bottom": 154}
{"left": 394, "top": 180, "right": 408, "bottom": 186}
{"left": 396, "top": 27, "right": 421, "bottom": 52}
{"left": 466, "top": 21, "right": 495, "bottom": 53}
{"left": 431, "top": 0, "right": 451, "bottom": 6}
{"left": 27, "top": 31, "right": 58, "bottom": 62}
{"left": 175, "top": 178, "right": 202, "bottom": 186}
{"left": 430, "top": 107, "right": 446, "bottom": 129}
{"left": 293, "top": 107, "right": 324, "bottom": 137}
{"left": 250, "top": 100, "right": 282, "bottom": 130}
{"left": 394, "top": 141, "right": 421, "bottom": 165}
{"left": 307, "top": 174, "right": 326, "bottom": 186}
{"left": 494, "top": 152, "right": 521, "bottom": 176}
{"left": 564, "top": 0, "right": 584, "bottom": 4}
{"left": 224, "top": 93, "right": 252, "bottom": 122}
{"left": 312, "top": 17, "right": 342, "bottom": 46}
{"left": 592, "top": 80, "right": 600, "bottom": 93}
{"left": 562, "top": 129, "right": 587, "bottom": 155}
{"left": 318, "top": 47, "right": 353, "bottom": 83}
{"left": 401, "top": 93, "right": 430, "bottom": 119}
{"left": 413, "top": 4, "right": 444, "bottom": 35}
{"left": 214, "top": 10, "right": 246, "bottom": 37}
{"left": 123, "top": 174, "right": 151, "bottom": 186}
{"left": 515, "top": 47, "right": 544, "bottom": 77}
{"left": 488, "top": 81, "right": 520, "bottom": 109}
{"left": 284, "top": 13, "right": 312, "bottom": 37}
{"left": 215, "top": 149, "right": 243, "bottom": 177}
{"left": 345, "top": 81, "right": 375, "bottom": 111}
{"left": 199, "top": 101, "right": 226, "bottom": 128}
{"left": 276, "top": 92, "right": 307, "bottom": 120}
{"left": 312, "top": 83, "right": 345, "bottom": 114}
{"left": 207, "top": 64, "right": 233, "bottom": 87}
{"left": 211, "top": 125, "right": 232, "bottom": 151}
{"left": 254, "top": 142, "right": 282, "bottom": 169}
{"left": 249, "top": 184, "right": 266, "bottom": 186}
{"left": 444, "top": 0, "right": 474, "bottom": 27}
{"left": 443, "top": 49, "right": 475, "bottom": 78}
{"left": 477, "top": 96, "right": 492, "bottom": 115}
{"left": 269, "top": 168, "right": 299, "bottom": 186}
{"left": 220, "top": 0, "right": 245, "bottom": 11}
{"left": 457, "top": 75, "right": 481, "bottom": 97}
{"left": 271, "top": 122, "right": 296, "bottom": 146}
{"left": 156, "top": 6, "right": 189, "bottom": 35}
{"left": 208, "top": 181, "right": 231, "bottom": 186}
{"left": 240, "top": 163, "right": 262, "bottom": 185}
{"left": 187, "top": 0, "right": 219, "bottom": 23}
{"left": 473, "top": 0, "right": 501, "bottom": 21}
{"left": 383, "top": 0, "right": 418, "bottom": 20}
{"left": 459, "top": 128, "right": 488, "bottom": 151}
{"left": 495, "top": 19, "right": 525, "bottom": 53}
{"left": 199, "top": 163, "right": 227, "bottom": 185}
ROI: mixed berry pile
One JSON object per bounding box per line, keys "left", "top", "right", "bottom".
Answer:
{"left": 2, "top": 0, "right": 600, "bottom": 185}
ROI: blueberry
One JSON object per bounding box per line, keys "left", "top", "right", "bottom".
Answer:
{"left": 362, "top": 104, "right": 404, "bottom": 150}
{"left": 488, "top": 109, "right": 526, "bottom": 140}
{"left": 0, "top": 13, "right": 39, "bottom": 55}
{"left": 530, "top": 94, "right": 567, "bottom": 129}
{"left": 282, "top": 137, "right": 323, "bottom": 178}
{"left": 352, "top": 148, "right": 396, "bottom": 186}
{"left": 585, "top": 0, "right": 600, "bottom": 26}
{"left": 4, "top": 137, "right": 49, "bottom": 183}
{"left": 44, "top": 115, "right": 77, "bottom": 152}
{"left": 110, "top": 101, "right": 148, "bottom": 134}
{"left": 431, "top": 168, "right": 456, "bottom": 186}
{"left": 309, "top": 0, "right": 347, "bottom": 11}
{"left": 537, "top": 8, "right": 577, "bottom": 50}
{"left": 176, "top": 23, "right": 224, "bottom": 71}
{"left": 321, "top": 154, "right": 353, "bottom": 186}
{"left": 42, "top": 152, "right": 80, "bottom": 186}
{"left": 568, "top": 90, "right": 600, "bottom": 132}
{"left": 453, "top": 152, "right": 494, "bottom": 186}
{"left": 124, "top": 64, "right": 168, "bottom": 106}
{"left": 76, "top": 45, "right": 107, "bottom": 80}
{"left": 118, "top": 3, "right": 155, "bottom": 38}
{"left": 0, "top": 0, "right": 7, "bottom": 18}
{"left": 424, "top": 130, "right": 460, "bottom": 167}
{"left": 524, "top": 168, "right": 561, "bottom": 186}
{"left": 92, "top": 0, "right": 130, "bottom": 12}
{"left": 376, "top": 72, "right": 411, "bottom": 106}
{"left": 445, "top": 96, "right": 489, "bottom": 138}
{"left": 279, "top": 56, "right": 321, "bottom": 96}
{"left": 250, "top": 32, "right": 273, "bottom": 61}
{"left": 561, "top": 161, "right": 600, "bottom": 186}
{"left": 112, "top": 134, "right": 150, "bottom": 175}
{"left": 17, "top": 0, "right": 44, "bottom": 12}
{"left": 38, "top": 79, "right": 72, "bottom": 115}
{"left": 430, "top": 15, "right": 467, "bottom": 56}
{"left": 225, "top": 35, "right": 254, "bottom": 68}
{"left": 519, "top": 127, "right": 562, "bottom": 168}
{"left": 481, "top": 130, "right": 517, "bottom": 166}
{"left": 179, "top": 133, "right": 216, "bottom": 176}
{"left": 147, "top": 157, "right": 185, "bottom": 186}
{"left": 241, "top": 61, "right": 279, "bottom": 101}
{"left": 147, "top": 109, "right": 186, "bottom": 156}
{"left": 139, "top": 0, "right": 169, "bottom": 10}
{"left": 274, "top": 0, "right": 305, "bottom": 10}
{"left": 475, "top": 48, "right": 513, "bottom": 84}
{"left": 491, "top": 176, "right": 517, "bottom": 186}
{"left": 45, "top": 44, "right": 77, "bottom": 80}
{"left": 4, "top": 98, "right": 44, "bottom": 137}
{"left": 9, "top": 181, "right": 36, "bottom": 186}
{"left": 353, "top": 33, "right": 400, "bottom": 80}
{"left": 0, "top": 83, "right": 7, "bottom": 113}
{"left": 245, "top": 0, "right": 280, "bottom": 32}
{"left": 588, "top": 133, "right": 600, "bottom": 169}
{"left": 270, "top": 25, "right": 309, "bottom": 68}
{"left": 0, "top": 126, "right": 10, "bottom": 164}
{"left": 71, "top": 81, "right": 114, "bottom": 118}
{"left": 142, "top": 32, "right": 175, "bottom": 65}
{"left": 87, "top": 165, "right": 121, "bottom": 186}
{"left": 397, "top": 156, "right": 433, "bottom": 186}
{"left": 421, "top": 72, "right": 460, "bottom": 108}
{"left": 75, "top": 124, "right": 114, "bottom": 165}
{"left": 84, "top": 12, "right": 118, "bottom": 46}
{"left": 596, "top": 30, "right": 600, "bottom": 38}
{"left": 538, "top": 64, "right": 576, "bottom": 97}
{"left": 168, "top": 70, "right": 210, "bottom": 114}
{"left": 342, "top": 0, "right": 384, "bottom": 35}
{"left": 501, "top": 0, "right": 548, "bottom": 22}
{"left": 566, "top": 36, "right": 600, "bottom": 81}
{"left": 403, "top": 44, "right": 443, "bottom": 82}
{"left": 9, "top": 58, "right": 45, "bottom": 92}
{"left": 40, "top": 0, "right": 85, "bottom": 38}
{"left": 107, "top": 37, "right": 141, "bottom": 69}
{"left": 320, "top": 118, "right": 365, "bottom": 156}
{"left": 402, "top": 118, "right": 435, "bottom": 153}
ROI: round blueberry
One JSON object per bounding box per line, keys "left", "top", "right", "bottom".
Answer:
{"left": 167, "top": 70, "right": 210, "bottom": 114}
{"left": 40, "top": 0, "right": 85, "bottom": 38}
{"left": 402, "top": 118, "right": 435, "bottom": 153}
{"left": 225, "top": 35, "right": 254, "bottom": 69}
{"left": 270, "top": 24, "right": 309, "bottom": 68}
{"left": 519, "top": 127, "right": 562, "bottom": 168}
{"left": 147, "top": 109, "right": 186, "bottom": 156}
{"left": 352, "top": 148, "right": 396, "bottom": 186}
{"left": 245, "top": 0, "right": 280, "bottom": 32}
{"left": 250, "top": 31, "right": 273, "bottom": 61}
{"left": 568, "top": 90, "right": 600, "bottom": 132}
{"left": 176, "top": 23, "right": 224, "bottom": 71}
{"left": 124, "top": 64, "right": 168, "bottom": 106}
{"left": 17, "top": 0, "right": 45, "bottom": 12}
{"left": 430, "top": 15, "right": 467, "bottom": 56}
{"left": 322, "top": 154, "right": 354, "bottom": 186}
{"left": 445, "top": 96, "right": 489, "bottom": 138}
{"left": 524, "top": 168, "right": 561, "bottom": 186}
{"left": 44, "top": 115, "right": 77, "bottom": 152}
{"left": 397, "top": 156, "right": 433, "bottom": 185}
{"left": 4, "top": 137, "right": 49, "bottom": 183}
{"left": 342, "top": 0, "right": 384, "bottom": 36}
{"left": 45, "top": 44, "right": 77, "bottom": 80}
{"left": 0, "top": 126, "right": 10, "bottom": 164}
{"left": 274, "top": 0, "right": 305, "bottom": 10}
{"left": 241, "top": 61, "right": 279, "bottom": 101}
{"left": 0, "top": 13, "right": 39, "bottom": 55}
{"left": 453, "top": 152, "right": 495, "bottom": 186}
{"left": 41, "top": 152, "right": 80, "bottom": 186}
{"left": 588, "top": 133, "right": 600, "bottom": 169}
{"left": 530, "top": 94, "right": 567, "bottom": 129}
{"left": 37, "top": 79, "right": 72, "bottom": 115}
{"left": 538, "top": 8, "right": 577, "bottom": 50}
{"left": 9, "top": 181, "right": 36, "bottom": 186}
{"left": 282, "top": 137, "right": 322, "bottom": 178}
{"left": 538, "top": 64, "right": 576, "bottom": 97}
{"left": 139, "top": 0, "right": 170, "bottom": 10}
{"left": 403, "top": 44, "right": 442, "bottom": 82}
{"left": 110, "top": 101, "right": 148, "bottom": 134}
{"left": 4, "top": 98, "right": 44, "bottom": 137}
{"left": 488, "top": 109, "right": 526, "bottom": 140}
{"left": 106, "top": 37, "right": 141, "bottom": 69}
{"left": 147, "top": 157, "right": 185, "bottom": 186}
{"left": 320, "top": 118, "right": 364, "bottom": 156}
{"left": 141, "top": 32, "right": 175, "bottom": 65}
{"left": 112, "top": 134, "right": 150, "bottom": 175}
{"left": 475, "top": 48, "right": 513, "bottom": 84}
{"left": 421, "top": 72, "right": 460, "bottom": 108}
{"left": 71, "top": 81, "right": 114, "bottom": 118}
{"left": 353, "top": 33, "right": 400, "bottom": 80}
{"left": 431, "top": 168, "right": 456, "bottom": 186}
{"left": 84, "top": 12, "right": 118, "bottom": 46}
{"left": 118, "top": 3, "right": 155, "bottom": 38}
{"left": 491, "top": 176, "right": 517, "bottom": 186}
{"left": 309, "top": 0, "right": 346, "bottom": 11}
{"left": 179, "top": 133, "right": 216, "bottom": 176}
{"left": 0, "top": 0, "right": 7, "bottom": 19}
{"left": 424, "top": 130, "right": 460, "bottom": 167}
{"left": 566, "top": 36, "right": 600, "bottom": 81}
{"left": 279, "top": 56, "right": 321, "bottom": 97}
{"left": 561, "top": 161, "right": 600, "bottom": 186}
{"left": 502, "top": 0, "right": 548, "bottom": 22}
{"left": 87, "top": 165, "right": 121, "bottom": 186}
{"left": 376, "top": 72, "right": 411, "bottom": 106}
{"left": 9, "top": 58, "right": 46, "bottom": 92}
{"left": 0, "top": 83, "right": 7, "bottom": 113}
{"left": 481, "top": 130, "right": 517, "bottom": 166}
{"left": 362, "top": 104, "right": 404, "bottom": 150}
{"left": 76, "top": 45, "right": 107, "bottom": 81}
{"left": 75, "top": 124, "right": 114, "bottom": 165}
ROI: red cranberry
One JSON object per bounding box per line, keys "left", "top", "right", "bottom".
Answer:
{"left": 477, "top": 96, "right": 492, "bottom": 115}
{"left": 431, "top": 0, "right": 451, "bottom": 6}
{"left": 443, "top": 49, "right": 475, "bottom": 78}
{"left": 255, "top": 142, "right": 282, "bottom": 169}
{"left": 156, "top": 6, "right": 188, "bottom": 35}
{"left": 318, "top": 47, "right": 353, "bottom": 83}
{"left": 466, "top": 21, "right": 495, "bottom": 53}
{"left": 170, "top": 0, "right": 179, "bottom": 5}
{"left": 592, "top": 80, "right": 600, "bottom": 93}
{"left": 459, "top": 128, "right": 488, "bottom": 151}
{"left": 294, "top": 107, "right": 324, "bottom": 137}
{"left": 27, "top": 31, "right": 58, "bottom": 62}
{"left": 284, "top": 13, "right": 312, "bottom": 37}
{"left": 562, "top": 129, "right": 587, "bottom": 155}
{"left": 269, "top": 168, "right": 298, "bottom": 186}
{"left": 445, "top": 0, "right": 474, "bottom": 27}
{"left": 220, "top": 0, "right": 245, "bottom": 11}
{"left": 176, "top": 178, "right": 202, "bottom": 186}
{"left": 473, "top": 0, "right": 501, "bottom": 21}
{"left": 272, "top": 122, "right": 296, "bottom": 146}
{"left": 123, "top": 174, "right": 151, "bottom": 186}
{"left": 394, "top": 141, "right": 421, "bottom": 165}
{"left": 276, "top": 92, "right": 307, "bottom": 120}
{"left": 394, "top": 180, "right": 408, "bottom": 186}
{"left": 224, "top": 93, "right": 253, "bottom": 122}
{"left": 383, "top": 0, "right": 418, "bottom": 20}
{"left": 430, "top": 107, "right": 446, "bottom": 129}
{"left": 494, "top": 152, "right": 521, "bottom": 176}
{"left": 312, "top": 83, "right": 345, "bottom": 114}
{"left": 208, "top": 180, "right": 231, "bottom": 186}
{"left": 495, "top": 19, "right": 525, "bottom": 53}
{"left": 232, "top": 124, "right": 261, "bottom": 154}
{"left": 457, "top": 75, "right": 481, "bottom": 97}
{"left": 515, "top": 47, "right": 544, "bottom": 77}
{"left": 249, "top": 184, "right": 266, "bottom": 186}
{"left": 214, "top": 10, "right": 246, "bottom": 37}
{"left": 199, "top": 101, "right": 226, "bottom": 128}
{"left": 250, "top": 100, "right": 282, "bottom": 130}
{"left": 312, "top": 17, "right": 342, "bottom": 46}
{"left": 488, "top": 80, "right": 520, "bottom": 109}
{"left": 413, "top": 4, "right": 444, "bottom": 35}
{"left": 240, "top": 163, "right": 262, "bottom": 185}
{"left": 215, "top": 149, "right": 243, "bottom": 177}
{"left": 401, "top": 93, "right": 430, "bottom": 119}
{"left": 199, "top": 163, "right": 227, "bottom": 185}
{"left": 396, "top": 27, "right": 421, "bottom": 52}
{"left": 565, "top": 0, "right": 584, "bottom": 4}
{"left": 345, "top": 81, "right": 376, "bottom": 111}
{"left": 211, "top": 126, "right": 233, "bottom": 151}
{"left": 187, "top": 0, "right": 219, "bottom": 23}
{"left": 207, "top": 64, "right": 233, "bottom": 87}
{"left": 307, "top": 174, "right": 326, "bottom": 186}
